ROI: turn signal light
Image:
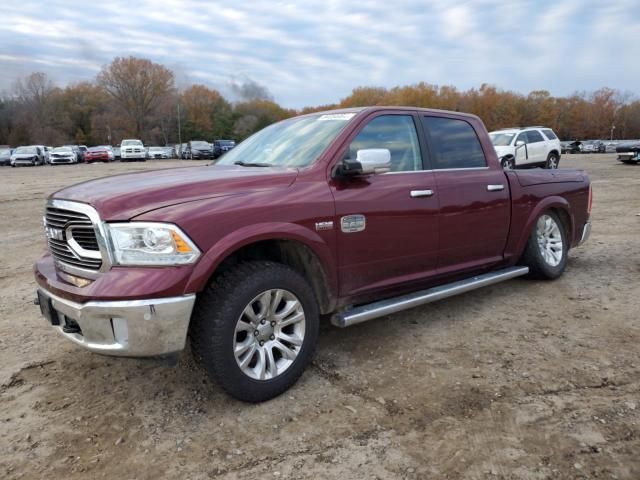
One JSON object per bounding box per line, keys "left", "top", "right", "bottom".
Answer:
{"left": 172, "top": 231, "right": 193, "bottom": 253}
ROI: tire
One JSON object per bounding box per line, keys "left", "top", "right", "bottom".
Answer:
{"left": 546, "top": 153, "right": 559, "bottom": 169}
{"left": 190, "top": 261, "right": 320, "bottom": 402}
{"left": 501, "top": 156, "right": 515, "bottom": 170}
{"left": 521, "top": 211, "right": 568, "bottom": 279}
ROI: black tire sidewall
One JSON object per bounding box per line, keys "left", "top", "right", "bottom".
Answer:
{"left": 193, "top": 262, "right": 319, "bottom": 402}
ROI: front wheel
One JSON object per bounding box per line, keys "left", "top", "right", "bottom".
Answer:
{"left": 546, "top": 153, "right": 559, "bottom": 169}
{"left": 521, "top": 211, "right": 568, "bottom": 279}
{"left": 190, "top": 261, "right": 319, "bottom": 402}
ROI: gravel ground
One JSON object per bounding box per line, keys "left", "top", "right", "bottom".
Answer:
{"left": 0, "top": 155, "right": 639, "bottom": 480}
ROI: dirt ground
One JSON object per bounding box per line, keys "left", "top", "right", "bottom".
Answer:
{"left": 0, "top": 155, "right": 638, "bottom": 480}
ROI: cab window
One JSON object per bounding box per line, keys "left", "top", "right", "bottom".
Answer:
{"left": 348, "top": 115, "right": 423, "bottom": 172}
{"left": 422, "top": 116, "right": 486, "bottom": 169}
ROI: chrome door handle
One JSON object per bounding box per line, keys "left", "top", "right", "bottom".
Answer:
{"left": 410, "top": 189, "right": 434, "bottom": 198}
{"left": 487, "top": 184, "right": 505, "bottom": 192}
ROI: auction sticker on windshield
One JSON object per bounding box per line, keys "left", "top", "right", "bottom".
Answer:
{"left": 317, "top": 113, "right": 356, "bottom": 121}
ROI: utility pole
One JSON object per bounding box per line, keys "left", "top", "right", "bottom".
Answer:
{"left": 177, "top": 103, "right": 182, "bottom": 157}
{"left": 610, "top": 125, "right": 615, "bottom": 141}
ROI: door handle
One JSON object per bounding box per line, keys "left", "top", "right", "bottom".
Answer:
{"left": 410, "top": 189, "right": 434, "bottom": 198}
{"left": 487, "top": 184, "right": 505, "bottom": 192}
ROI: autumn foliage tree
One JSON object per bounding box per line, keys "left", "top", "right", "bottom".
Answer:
{"left": 97, "top": 56, "right": 175, "bottom": 138}
{"left": 1, "top": 57, "right": 640, "bottom": 148}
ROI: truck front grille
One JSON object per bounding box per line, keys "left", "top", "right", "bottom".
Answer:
{"left": 45, "top": 206, "right": 103, "bottom": 271}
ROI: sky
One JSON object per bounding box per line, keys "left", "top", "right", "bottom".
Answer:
{"left": 1, "top": 0, "right": 639, "bottom": 108}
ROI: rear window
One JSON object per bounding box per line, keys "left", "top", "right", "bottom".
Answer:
{"left": 422, "top": 117, "right": 487, "bottom": 169}
{"left": 542, "top": 129, "right": 557, "bottom": 140}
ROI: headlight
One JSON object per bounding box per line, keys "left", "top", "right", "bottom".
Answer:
{"left": 107, "top": 222, "right": 200, "bottom": 266}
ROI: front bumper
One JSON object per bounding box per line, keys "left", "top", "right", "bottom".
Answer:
{"left": 36, "top": 287, "right": 196, "bottom": 357}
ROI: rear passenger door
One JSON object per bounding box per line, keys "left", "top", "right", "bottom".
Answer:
{"left": 421, "top": 115, "right": 511, "bottom": 275}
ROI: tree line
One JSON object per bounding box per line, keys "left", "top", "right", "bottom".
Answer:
{"left": 1, "top": 55, "right": 639, "bottom": 147}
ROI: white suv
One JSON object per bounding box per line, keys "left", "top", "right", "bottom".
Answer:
{"left": 120, "top": 139, "right": 146, "bottom": 162}
{"left": 489, "top": 127, "right": 561, "bottom": 169}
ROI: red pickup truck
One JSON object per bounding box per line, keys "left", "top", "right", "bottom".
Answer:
{"left": 35, "top": 107, "right": 592, "bottom": 402}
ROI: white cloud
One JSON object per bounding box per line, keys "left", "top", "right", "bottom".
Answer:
{"left": 0, "top": 0, "right": 638, "bottom": 106}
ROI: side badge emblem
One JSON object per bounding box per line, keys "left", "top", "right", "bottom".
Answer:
{"left": 341, "top": 215, "right": 366, "bottom": 233}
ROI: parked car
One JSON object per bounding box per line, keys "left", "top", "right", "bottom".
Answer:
{"left": 147, "top": 146, "right": 170, "bottom": 159}
{"left": 49, "top": 147, "right": 77, "bottom": 165}
{"left": 62, "top": 145, "right": 82, "bottom": 162}
{"left": 84, "top": 146, "right": 111, "bottom": 163}
{"left": 213, "top": 139, "right": 236, "bottom": 158}
{"left": 615, "top": 141, "right": 640, "bottom": 164}
{"left": 97, "top": 146, "right": 115, "bottom": 161}
{"left": 581, "top": 140, "right": 605, "bottom": 153}
{"left": 489, "top": 127, "right": 561, "bottom": 169}
{"left": 34, "top": 107, "right": 592, "bottom": 402}
{"left": 113, "top": 146, "right": 121, "bottom": 160}
{"left": 120, "top": 139, "right": 146, "bottom": 162}
{"left": 0, "top": 147, "right": 11, "bottom": 166}
{"left": 11, "top": 145, "right": 45, "bottom": 166}
{"left": 604, "top": 141, "right": 619, "bottom": 153}
{"left": 184, "top": 140, "right": 213, "bottom": 160}
{"left": 165, "top": 146, "right": 178, "bottom": 158}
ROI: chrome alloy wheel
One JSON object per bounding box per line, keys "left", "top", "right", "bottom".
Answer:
{"left": 233, "top": 289, "right": 306, "bottom": 380}
{"left": 536, "top": 215, "right": 563, "bottom": 267}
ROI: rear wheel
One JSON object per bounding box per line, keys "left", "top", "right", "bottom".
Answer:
{"left": 521, "top": 211, "right": 568, "bottom": 279}
{"left": 190, "top": 261, "right": 319, "bottom": 402}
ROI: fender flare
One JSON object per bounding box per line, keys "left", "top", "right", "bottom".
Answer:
{"left": 184, "top": 222, "right": 338, "bottom": 298}
{"left": 512, "top": 196, "right": 574, "bottom": 259}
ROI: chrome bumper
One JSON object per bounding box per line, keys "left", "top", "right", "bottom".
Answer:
{"left": 578, "top": 221, "right": 591, "bottom": 246}
{"left": 36, "top": 288, "right": 196, "bottom": 357}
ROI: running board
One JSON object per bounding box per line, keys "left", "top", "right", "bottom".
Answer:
{"left": 331, "top": 266, "right": 529, "bottom": 328}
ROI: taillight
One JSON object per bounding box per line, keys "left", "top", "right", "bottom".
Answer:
{"left": 587, "top": 184, "right": 593, "bottom": 215}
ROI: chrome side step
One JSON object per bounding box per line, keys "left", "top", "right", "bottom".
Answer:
{"left": 331, "top": 266, "right": 529, "bottom": 328}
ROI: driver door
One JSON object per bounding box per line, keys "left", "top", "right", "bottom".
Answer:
{"left": 329, "top": 113, "right": 439, "bottom": 298}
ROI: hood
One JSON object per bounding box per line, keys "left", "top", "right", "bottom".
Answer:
{"left": 12, "top": 153, "right": 38, "bottom": 159}
{"left": 51, "top": 164, "right": 298, "bottom": 220}
{"left": 493, "top": 145, "right": 513, "bottom": 158}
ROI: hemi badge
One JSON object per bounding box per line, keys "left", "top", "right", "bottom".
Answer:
{"left": 341, "top": 215, "right": 366, "bottom": 233}
{"left": 315, "top": 221, "right": 334, "bottom": 231}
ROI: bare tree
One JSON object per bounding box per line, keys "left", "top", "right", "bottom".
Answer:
{"left": 97, "top": 57, "right": 175, "bottom": 139}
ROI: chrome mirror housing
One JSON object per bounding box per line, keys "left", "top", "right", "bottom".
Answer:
{"left": 354, "top": 148, "right": 391, "bottom": 174}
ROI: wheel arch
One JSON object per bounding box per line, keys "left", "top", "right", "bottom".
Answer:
{"left": 185, "top": 223, "right": 338, "bottom": 314}
{"left": 514, "top": 196, "right": 574, "bottom": 260}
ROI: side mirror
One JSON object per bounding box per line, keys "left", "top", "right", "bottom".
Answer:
{"left": 515, "top": 140, "right": 526, "bottom": 147}
{"left": 338, "top": 148, "right": 391, "bottom": 176}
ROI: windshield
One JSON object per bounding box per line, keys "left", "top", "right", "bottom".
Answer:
{"left": 88, "top": 147, "right": 106, "bottom": 152}
{"left": 191, "top": 141, "right": 210, "bottom": 149}
{"left": 218, "top": 140, "right": 235, "bottom": 146}
{"left": 218, "top": 113, "right": 355, "bottom": 168}
{"left": 149, "top": 147, "right": 163, "bottom": 151}
{"left": 121, "top": 140, "right": 143, "bottom": 146}
{"left": 15, "top": 146, "right": 37, "bottom": 154}
{"left": 489, "top": 133, "right": 515, "bottom": 146}
{"left": 52, "top": 147, "right": 72, "bottom": 153}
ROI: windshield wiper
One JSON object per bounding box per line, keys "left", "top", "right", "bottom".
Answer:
{"left": 234, "top": 160, "right": 272, "bottom": 167}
